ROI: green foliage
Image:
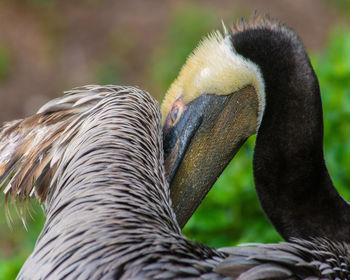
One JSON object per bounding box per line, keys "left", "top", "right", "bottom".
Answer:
{"left": 311, "top": 28, "right": 350, "bottom": 201}
{"left": 94, "top": 29, "right": 135, "bottom": 85}
{"left": 0, "top": 199, "right": 45, "bottom": 279}
{"left": 95, "top": 61, "right": 121, "bottom": 85}
{"left": 0, "top": 45, "right": 12, "bottom": 84}
{"left": 326, "top": 0, "right": 350, "bottom": 15}
{"left": 0, "top": 255, "right": 22, "bottom": 280}
{"left": 150, "top": 4, "right": 217, "bottom": 93}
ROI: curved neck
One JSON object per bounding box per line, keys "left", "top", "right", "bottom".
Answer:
{"left": 231, "top": 23, "right": 350, "bottom": 242}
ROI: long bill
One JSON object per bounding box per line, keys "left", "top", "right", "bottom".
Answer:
{"left": 163, "top": 86, "right": 259, "bottom": 228}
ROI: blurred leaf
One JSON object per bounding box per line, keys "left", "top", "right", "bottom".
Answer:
{"left": 0, "top": 255, "right": 22, "bottom": 280}
{"left": 150, "top": 3, "right": 216, "bottom": 94}
{"left": 0, "top": 45, "right": 12, "bottom": 84}
{"left": 95, "top": 62, "right": 121, "bottom": 85}
{"left": 326, "top": 0, "right": 350, "bottom": 16}
{"left": 311, "top": 27, "right": 350, "bottom": 202}
{"left": 0, "top": 198, "right": 44, "bottom": 279}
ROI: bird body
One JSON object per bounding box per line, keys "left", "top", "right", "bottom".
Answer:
{"left": 0, "top": 86, "right": 225, "bottom": 279}
{"left": 1, "top": 16, "right": 350, "bottom": 279}
{"left": 2, "top": 85, "right": 347, "bottom": 280}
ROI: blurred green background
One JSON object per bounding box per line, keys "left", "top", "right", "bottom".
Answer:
{"left": 0, "top": 0, "right": 350, "bottom": 278}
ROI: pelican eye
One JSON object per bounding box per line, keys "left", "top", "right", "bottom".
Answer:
{"left": 170, "top": 108, "right": 180, "bottom": 124}
{"left": 164, "top": 97, "right": 187, "bottom": 129}
{"left": 169, "top": 101, "right": 187, "bottom": 126}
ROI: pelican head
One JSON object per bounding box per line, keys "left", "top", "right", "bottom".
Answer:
{"left": 162, "top": 29, "right": 265, "bottom": 228}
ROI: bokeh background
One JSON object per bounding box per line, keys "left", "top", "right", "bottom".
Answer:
{"left": 1, "top": 0, "right": 350, "bottom": 278}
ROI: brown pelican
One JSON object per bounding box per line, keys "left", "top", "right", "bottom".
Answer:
{"left": 0, "top": 18, "right": 349, "bottom": 279}
{"left": 162, "top": 16, "right": 350, "bottom": 278}
{"left": 2, "top": 84, "right": 347, "bottom": 279}
{"left": 0, "top": 85, "right": 224, "bottom": 279}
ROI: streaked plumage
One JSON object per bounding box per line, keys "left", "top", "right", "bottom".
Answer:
{"left": 218, "top": 238, "right": 350, "bottom": 280}
{"left": 2, "top": 85, "right": 348, "bottom": 279}
{"left": 0, "top": 85, "right": 225, "bottom": 279}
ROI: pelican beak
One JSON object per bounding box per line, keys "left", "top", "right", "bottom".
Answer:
{"left": 163, "top": 86, "right": 259, "bottom": 228}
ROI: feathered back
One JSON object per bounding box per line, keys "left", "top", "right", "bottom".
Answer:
{"left": 0, "top": 85, "right": 140, "bottom": 205}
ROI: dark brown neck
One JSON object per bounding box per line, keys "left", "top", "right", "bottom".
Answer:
{"left": 231, "top": 22, "right": 350, "bottom": 242}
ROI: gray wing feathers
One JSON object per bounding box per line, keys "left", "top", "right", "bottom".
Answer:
{"left": 215, "top": 239, "right": 350, "bottom": 279}
{"left": 215, "top": 246, "right": 296, "bottom": 280}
